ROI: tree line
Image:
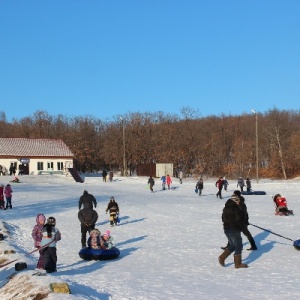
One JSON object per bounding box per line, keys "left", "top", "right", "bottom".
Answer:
{"left": 1, "top": 107, "right": 300, "bottom": 179}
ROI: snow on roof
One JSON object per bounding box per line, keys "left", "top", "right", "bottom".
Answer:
{"left": 0, "top": 138, "right": 74, "bottom": 157}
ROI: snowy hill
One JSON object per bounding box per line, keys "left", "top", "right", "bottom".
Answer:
{"left": 0, "top": 174, "right": 300, "bottom": 299}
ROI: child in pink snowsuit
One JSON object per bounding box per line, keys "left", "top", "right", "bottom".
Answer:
{"left": 32, "top": 213, "right": 46, "bottom": 269}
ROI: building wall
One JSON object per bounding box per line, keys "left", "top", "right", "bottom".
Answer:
{"left": 0, "top": 158, "right": 73, "bottom": 175}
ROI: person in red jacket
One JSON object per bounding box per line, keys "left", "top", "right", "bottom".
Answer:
{"left": 273, "top": 194, "right": 293, "bottom": 216}
{"left": 166, "top": 175, "right": 172, "bottom": 190}
{"left": 215, "top": 177, "right": 224, "bottom": 199}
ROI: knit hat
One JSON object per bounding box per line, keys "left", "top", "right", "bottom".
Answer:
{"left": 47, "top": 216, "right": 56, "bottom": 225}
{"left": 231, "top": 195, "right": 240, "bottom": 203}
{"left": 103, "top": 230, "right": 110, "bottom": 237}
{"left": 234, "top": 190, "right": 241, "bottom": 197}
{"left": 110, "top": 196, "right": 115, "bottom": 201}
{"left": 37, "top": 214, "right": 46, "bottom": 223}
{"left": 90, "top": 229, "right": 101, "bottom": 236}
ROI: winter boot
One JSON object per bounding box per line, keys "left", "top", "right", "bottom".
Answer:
{"left": 247, "top": 237, "right": 257, "bottom": 250}
{"left": 234, "top": 254, "right": 248, "bottom": 268}
{"left": 218, "top": 249, "right": 232, "bottom": 267}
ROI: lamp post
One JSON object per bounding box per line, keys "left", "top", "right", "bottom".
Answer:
{"left": 251, "top": 109, "right": 259, "bottom": 183}
{"left": 120, "top": 117, "right": 127, "bottom": 176}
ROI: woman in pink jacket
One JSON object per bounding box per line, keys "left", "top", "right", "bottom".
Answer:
{"left": 4, "top": 184, "right": 13, "bottom": 209}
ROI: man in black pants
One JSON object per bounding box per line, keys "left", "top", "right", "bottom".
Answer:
{"left": 78, "top": 207, "right": 98, "bottom": 248}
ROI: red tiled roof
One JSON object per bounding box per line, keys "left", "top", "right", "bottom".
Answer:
{"left": 0, "top": 138, "right": 74, "bottom": 157}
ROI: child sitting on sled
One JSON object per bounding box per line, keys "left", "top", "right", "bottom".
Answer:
{"left": 87, "top": 228, "right": 102, "bottom": 249}
{"left": 87, "top": 229, "right": 114, "bottom": 250}
{"left": 273, "top": 194, "right": 294, "bottom": 216}
{"left": 101, "top": 230, "right": 114, "bottom": 249}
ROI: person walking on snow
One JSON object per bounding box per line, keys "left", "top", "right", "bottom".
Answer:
{"left": 196, "top": 178, "right": 204, "bottom": 196}
{"left": 78, "top": 207, "right": 98, "bottom": 248}
{"left": 79, "top": 190, "right": 97, "bottom": 210}
{"left": 4, "top": 184, "right": 13, "bottom": 209}
{"left": 246, "top": 178, "right": 251, "bottom": 192}
{"left": 106, "top": 196, "right": 120, "bottom": 227}
{"left": 215, "top": 177, "right": 224, "bottom": 199}
{"left": 221, "top": 190, "right": 257, "bottom": 251}
{"left": 237, "top": 177, "right": 245, "bottom": 192}
{"left": 166, "top": 175, "right": 172, "bottom": 190}
{"left": 179, "top": 171, "right": 183, "bottom": 184}
{"left": 161, "top": 175, "right": 166, "bottom": 190}
{"left": 218, "top": 195, "right": 248, "bottom": 268}
{"left": 148, "top": 176, "right": 155, "bottom": 192}
{"left": 223, "top": 177, "right": 229, "bottom": 191}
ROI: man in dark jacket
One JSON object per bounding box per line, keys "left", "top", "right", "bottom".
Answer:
{"left": 79, "top": 190, "right": 97, "bottom": 210}
{"left": 218, "top": 195, "right": 248, "bottom": 268}
{"left": 221, "top": 190, "right": 257, "bottom": 251}
{"left": 78, "top": 207, "right": 98, "bottom": 248}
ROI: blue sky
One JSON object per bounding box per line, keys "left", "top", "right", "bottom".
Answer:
{"left": 1, "top": 0, "right": 299, "bottom": 121}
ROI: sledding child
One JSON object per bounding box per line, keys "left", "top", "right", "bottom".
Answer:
{"left": 4, "top": 184, "right": 13, "bottom": 209}
{"left": 41, "top": 216, "right": 61, "bottom": 273}
{"left": 106, "top": 196, "right": 120, "bottom": 227}
{"left": 0, "top": 184, "right": 5, "bottom": 209}
{"left": 101, "top": 230, "right": 114, "bottom": 249}
{"left": 273, "top": 194, "right": 293, "bottom": 216}
{"left": 87, "top": 228, "right": 102, "bottom": 249}
{"left": 32, "top": 213, "right": 46, "bottom": 269}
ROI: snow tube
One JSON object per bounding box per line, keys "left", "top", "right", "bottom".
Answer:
{"left": 79, "top": 247, "right": 120, "bottom": 261}
{"left": 293, "top": 239, "right": 300, "bottom": 250}
{"left": 241, "top": 191, "right": 254, "bottom": 195}
{"left": 253, "top": 191, "right": 267, "bottom": 195}
{"left": 241, "top": 191, "right": 267, "bottom": 195}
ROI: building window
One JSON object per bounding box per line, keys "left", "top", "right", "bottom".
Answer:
{"left": 47, "top": 162, "right": 54, "bottom": 170}
{"left": 57, "top": 162, "right": 63, "bottom": 170}
{"left": 37, "top": 162, "right": 44, "bottom": 171}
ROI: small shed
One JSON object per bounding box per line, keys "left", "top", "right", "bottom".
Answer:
{"left": 136, "top": 163, "right": 173, "bottom": 178}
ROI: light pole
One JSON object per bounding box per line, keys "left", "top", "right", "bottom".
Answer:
{"left": 120, "top": 117, "right": 127, "bottom": 176}
{"left": 251, "top": 109, "right": 259, "bottom": 183}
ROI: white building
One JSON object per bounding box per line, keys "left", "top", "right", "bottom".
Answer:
{"left": 0, "top": 138, "right": 74, "bottom": 175}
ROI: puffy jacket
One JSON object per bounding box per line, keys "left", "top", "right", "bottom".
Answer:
{"left": 32, "top": 213, "right": 46, "bottom": 248}
{"left": 78, "top": 208, "right": 98, "bottom": 226}
{"left": 222, "top": 199, "right": 246, "bottom": 232}
{"left": 79, "top": 191, "right": 97, "bottom": 209}
{"left": 4, "top": 185, "right": 12, "bottom": 197}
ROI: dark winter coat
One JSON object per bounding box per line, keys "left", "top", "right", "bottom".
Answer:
{"left": 239, "top": 196, "right": 249, "bottom": 225}
{"left": 246, "top": 179, "right": 251, "bottom": 189}
{"left": 222, "top": 199, "right": 247, "bottom": 232}
{"left": 216, "top": 179, "right": 223, "bottom": 189}
{"left": 148, "top": 177, "right": 155, "bottom": 186}
{"left": 106, "top": 200, "right": 119, "bottom": 215}
{"left": 78, "top": 208, "right": 98, "bottom": 226}
{"left": 79, "top": 191, "right": 97, "bottom": 210}
{"left": 196, "top": 179, "right": 204, "bottom": 189}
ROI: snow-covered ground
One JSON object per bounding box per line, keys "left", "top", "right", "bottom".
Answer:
{"left": 1, "top": 174, "right": 300, "bottom": 300}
